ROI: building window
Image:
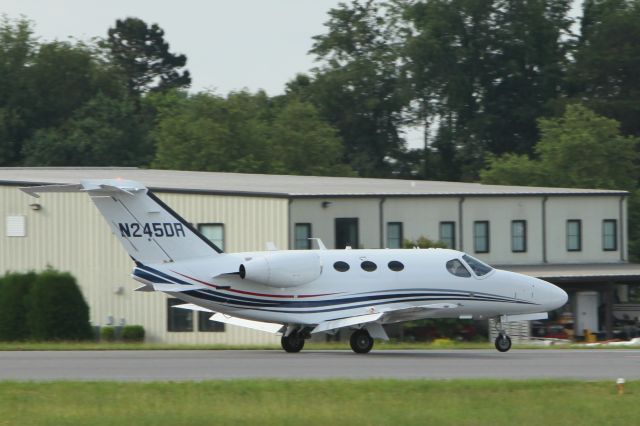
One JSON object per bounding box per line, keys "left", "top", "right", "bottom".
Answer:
{"left": 603, "top": 219, "right": 617, "bottom": 251}
{"left": 198, "top": 312, "right": 225, "bottom": 332}
{"left": 198, "top": 223, "right": 224, "bottom": 251}
{"left": 567, "top": 220, "right": 582, "bottom": 252}
{"left": 335, "top": 218, "right": 359, "bottom": 249}
{"left": 511, "top": 220, "right": 527, "bottom": 253}
{"left": 167, "top": 298, "right": 193, "bottom": 332}
{"left": 439, "top": 222, "right": 456, "bottom": 249}
{"left": 387, "top": 222, "right": 403, "bottom": 248}
{"left": 294, "top": 223, "right": 312, "bottom": 250}
{"left": 473, "top": 221, "right": 490, "bottom": 253}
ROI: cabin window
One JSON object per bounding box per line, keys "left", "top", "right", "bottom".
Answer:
{"left": 446, "top": 259, "right": 471, "bottom": 277}
{"left": 294, "top": 223, "right": 312, "bottom": 250}
{"left": 167, "top": 298, "right": 193, "bottom": 332}
{"left": 387, "top": 222, "right": 403, "bottom": 248}
{"left": 603, "top": 219, "right": 617, "bottom": 251}
{"left": 333, "top": 261, "right": 350, "bottom": 272}
{"left": 462, "top": 254, "right": 493, "bottom": 277}
{"left": 388, "top": 261, "right": 404, "bottom": 271}
{"left": 361, "top": 261, "right": 377, "bottom": 272}
{"left": 198, "top": 223, "right": 224, "bottom": 251}
{"left": 198, "top": 312, "right": 225, "bottom": 332}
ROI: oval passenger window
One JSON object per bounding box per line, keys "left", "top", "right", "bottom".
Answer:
{"left": 333, "top": 261, "right": 350, "bottom": 272}
{"left": 361, "top": 261, "right": 377, "bottom": 272}
{"left": 388, "top": 261, "right": 404, "bottom": 271}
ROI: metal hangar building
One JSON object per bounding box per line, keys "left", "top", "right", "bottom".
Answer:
{"left": 1, "top": 168, "right": 638, "bottom": 343}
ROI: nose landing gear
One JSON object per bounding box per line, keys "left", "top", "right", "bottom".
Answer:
{"left": 493, "top": 317, "right": 512, "bottom": 352}
{"left": 494, "top": 333, "right": 512, "bottom": 352}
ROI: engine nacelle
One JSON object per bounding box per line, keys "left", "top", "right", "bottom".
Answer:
{"left": 239, "top": 251, "right": 321, "bottom": 288}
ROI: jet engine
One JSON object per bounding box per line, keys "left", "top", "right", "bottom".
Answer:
{"left": 239, "top": 251, "right": 321, "bottom": 288}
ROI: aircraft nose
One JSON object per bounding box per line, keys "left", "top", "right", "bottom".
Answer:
{"left": 540, "top": 281, "right": 568, "bottom": 310}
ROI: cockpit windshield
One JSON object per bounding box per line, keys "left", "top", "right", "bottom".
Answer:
{"left": 462, "top": 254, "right": 493, "bottom": 277}
{"left": 446, "top": 259, "right": 471, "bottom": 277}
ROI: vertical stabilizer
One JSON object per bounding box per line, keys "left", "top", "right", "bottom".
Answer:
{"left": 21, "top": 179, "right": 222, "bottom": 264}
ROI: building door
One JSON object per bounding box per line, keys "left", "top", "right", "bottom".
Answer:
{"left": 335, "top": 218, "right": 359, "bottom": 249}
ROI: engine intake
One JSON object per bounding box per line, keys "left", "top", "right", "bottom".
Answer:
{"left": 239, "top": 252, "right": 321, "bottom": 288}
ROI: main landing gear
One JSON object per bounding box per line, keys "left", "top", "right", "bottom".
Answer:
{"left": 281, "top": 330, "right": 305, "bottom": 353}
{"left": 493, "top": 317, "right": 512, "bottom": 352}
{"left": 350, "top": 329, "right": 374, "bottom": 354}
{"left": 280, "top": 328, "right": 376, "bottom": 354}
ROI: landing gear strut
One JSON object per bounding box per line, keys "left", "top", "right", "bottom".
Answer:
{"left": 350, "top": 329, "right": 374, "bottom": 354}
{"left": 281, "top": 331, "right": 305, "bottom": 353}
{"left": 493, "top": 317, "right": 512, "bottom": 352}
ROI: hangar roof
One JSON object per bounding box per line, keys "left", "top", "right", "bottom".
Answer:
{"left": 0, "top": 167, "right": 628, "bottom": 198}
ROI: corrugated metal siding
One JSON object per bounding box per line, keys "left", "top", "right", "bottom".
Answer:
{"left": 0, "top": 186, "right": 286, "bottom": 344}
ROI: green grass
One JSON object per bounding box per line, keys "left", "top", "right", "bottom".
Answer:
{"left": 0, "top": 380, "right": 636, "bottom": 425}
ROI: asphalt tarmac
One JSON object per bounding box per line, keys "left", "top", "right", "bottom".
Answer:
{"left": 1, "top": 349, "right": 638, "bottom": 381}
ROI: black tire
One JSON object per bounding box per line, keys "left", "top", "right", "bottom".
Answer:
{"left": 494, "top": 334, "right": 512, "bottom": 352}
{"left": 350, "top": 329, "right": 374, "bottom": 354}
{"left": 281, "top": 332, "right": 305, "bottom": 353}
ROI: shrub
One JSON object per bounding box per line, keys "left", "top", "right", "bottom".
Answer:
{"left": 0, "top": 272, "right": 37, "bottom": 341}
{"left": 121, "top": 325, "right": 145, "bottom": 342}
{"left": 100, "top": 326, "right": 116, "bottom": 342}
{"left": 27, "top": 269, "right": 93, "bottom": 341}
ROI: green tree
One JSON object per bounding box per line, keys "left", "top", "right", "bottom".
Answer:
{"left": 404, "top": 0, "right": 573, "bottom": 180}
{"left": 268, "top": 99, "right": 353, "bottom": 176}
{"left": 28, "top": 269, "right": 93, "bottom": 341}
{"left": 105, "top": 17, "right": 191, "bottom": 98}
{"left": 0, "top": 271, "right": 36, "bottom": 341}
{"left": 303, "top": 0, "right": 409, "bottom": 177}
{"left": 569, "top": 0, "right": 640, "bottom": 138}
{"left": 0, "top": 16, "right": 35, "bottom": 165}
{"left": 22, "top": 94, "right": 147, "bottom": 166}
{"left": 152, "top": 90, "right": 353, "bottom": 176}
{"left": 403, "top": 236, "right": 447, "bottom": 249}
{"left": 481, "top": 104, "right": 639, "bottom": 191}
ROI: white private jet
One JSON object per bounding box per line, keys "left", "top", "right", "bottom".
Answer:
{"left": 21, "top": 179, "right": 568, "bottom": 353}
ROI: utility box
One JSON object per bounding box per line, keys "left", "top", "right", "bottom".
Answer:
{"left": 574, "top": 291, "right": 599, "bottom": 337}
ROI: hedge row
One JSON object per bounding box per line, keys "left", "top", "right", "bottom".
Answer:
{"left": 0, "top": 269, "right": 93, "bottom": 341}
{"left": 100, "top": 325, "right": 145, "bottom": 342}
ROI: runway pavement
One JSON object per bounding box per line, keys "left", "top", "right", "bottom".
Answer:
{"left": 0, "top": 349, "right": 638, "bottom": 381}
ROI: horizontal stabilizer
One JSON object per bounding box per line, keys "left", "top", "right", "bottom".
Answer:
{"left": 311, "top": 312, "right": 383, "bottom": 334}
{"left": 20, "top": 183, "right": 83, "bottom": 198}
{"left": 134, "top": 282, "right": 193, "bottom": 292}
{"left": 171, "top": 303, "right": 215, "bottom": 313}
{"left": 209, "top": 313, "right": 284, "bottom": 334}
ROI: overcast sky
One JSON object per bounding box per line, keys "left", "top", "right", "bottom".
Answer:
{"left": 3, "top": 0, "right": 343, "bottom": 95}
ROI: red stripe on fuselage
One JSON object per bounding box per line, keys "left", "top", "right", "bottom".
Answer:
{"left": 171, "top": 270, "right": 341, "bottom": 299}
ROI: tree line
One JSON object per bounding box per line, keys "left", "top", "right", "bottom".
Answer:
{"left": 1, "top": 1, "right": 640, "bottom": 254}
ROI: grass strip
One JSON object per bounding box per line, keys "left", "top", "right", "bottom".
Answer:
{"left": 0, "top": 379, "right": 635, "bottom": 426}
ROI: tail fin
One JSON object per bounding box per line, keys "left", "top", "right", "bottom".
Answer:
{"left": 21, "top": 179, "right": 222, "bottom": 264}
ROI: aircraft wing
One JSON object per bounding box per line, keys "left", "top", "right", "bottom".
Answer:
{"left": 310, "top": 303, "right": 460, "bottom": 339}
{"left": 170, "top": 304, "right": 284, "bottom": 334}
